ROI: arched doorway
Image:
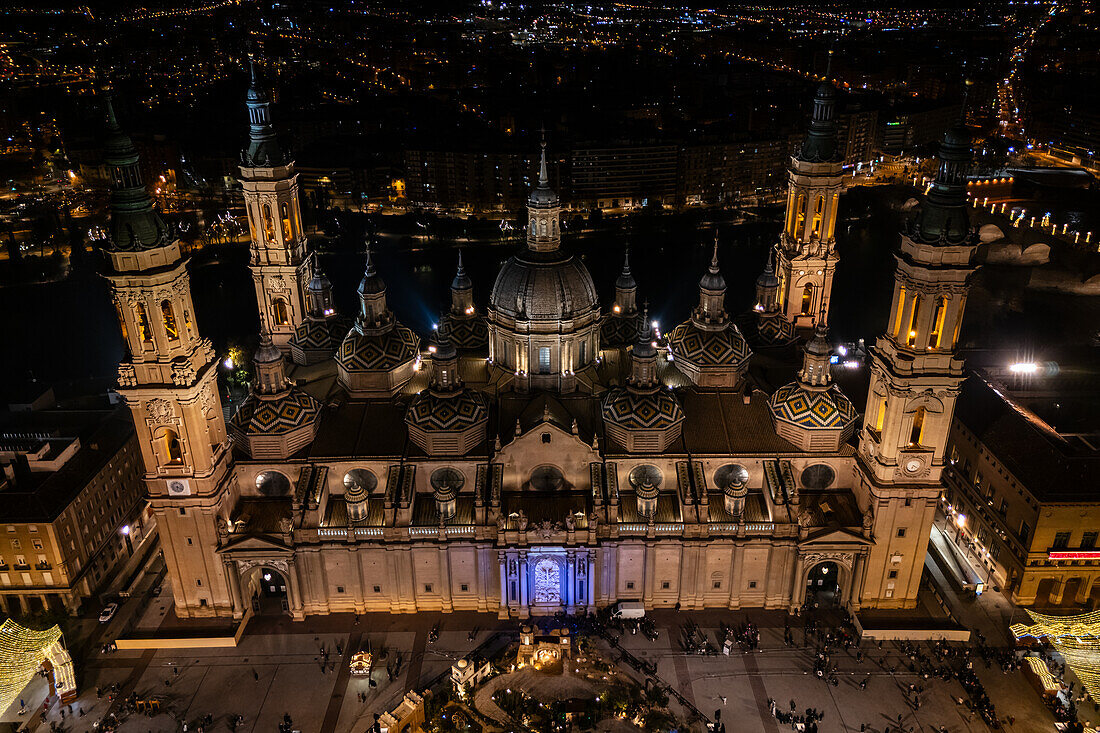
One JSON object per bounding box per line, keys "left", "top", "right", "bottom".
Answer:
{"left": 806, "top": 561, "right": 841, "bottom": 607}
{"left": 244, "top": 565, "right": 290, "bottom": 616}
{"left": 1034, "top": 578, "right": 1057, "bottom": 608}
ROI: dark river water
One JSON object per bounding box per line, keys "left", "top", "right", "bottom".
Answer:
{"left": 1, "top": 187, "right": 1094, "bottom": 389}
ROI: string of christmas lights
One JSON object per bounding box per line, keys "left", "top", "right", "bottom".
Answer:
{"left": 0, "top": 620, "right": 75, "bottom": 713}
{"left": 1011, "top": 610, "right": 1100, "bottom": 703}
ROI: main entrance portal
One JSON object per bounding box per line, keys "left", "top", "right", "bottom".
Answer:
{"left": 806, "top": 561, "right": 840, "bottom": 607}
{"left": 532, "top": 559, "right": 562, "bottom": 605}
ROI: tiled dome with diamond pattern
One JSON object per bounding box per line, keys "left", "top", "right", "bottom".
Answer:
{"left": 231, "top": 389, "right": 322, "bottom": 435}
{"left": 291, "top": 316, "right": 352, "bottom": 353}
{"left": 406, "top": 389, "right": 489, "bottom": 432}
{"left": 768, "top": 382, "right": 857, "bottom": 429}
{"left": 336, "top": 322, "right": 420, "bottom": 372}
{"left": 756, "top": 311, "right": 796, "bottom": 346}
{"left": 438, "top": 314, "right": 488, "bottom": 350}
{"left": 600, "top": 312, "right": 644, "bottom": 349}
{"left": 600, "top": 387, "right": 685, "bottom": 431}
{"left": 667, "top": 321, "right": 752, "bottom": 369}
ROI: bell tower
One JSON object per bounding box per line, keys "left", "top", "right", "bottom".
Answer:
{"left": 776, "top": 80, "right": 844, "bottom": 327}
{"left": 856, "top": 125, "right": 979, "bottom": 610}
{"left": 101, "top": 96, "right": 234, "bottom": 618}
{"left": 238, "top": 62, "right": 308, "bottom": 350}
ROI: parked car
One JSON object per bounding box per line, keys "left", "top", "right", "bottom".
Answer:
{"left": 99, "top": 602, "right": 118, "bottom": 623}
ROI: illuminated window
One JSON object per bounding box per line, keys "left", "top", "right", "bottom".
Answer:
{"left": 262, "top": 203, "right": 276, "bottom": 242}
{"left": 114, "top": 301, "right": 129, "bottom": 343}
{"left": 272, "top": 298, "right": 289, "bottom": 326}
{"left": 891, "top": 287, "right": 907, "bottom": 338}
{"left": 906, "top": 295, "right": 922, "bottom": 347}
{"left": 811, "top": 195, "right": 824, "bottom": 236}
{"left": 928, "top": 297, "right": 947, "bottom": 349}
{"left": 800, "top": 284, "right": 814, "bottom": 315}
{"left": 908, "top": 407, "right": 926, "bottom": 447}
{"left": 538, "top": 347, "right": 551, "bottom": 374}
{"left": 874, "top": 398, "right": 887, "bottom": 432}
{"left": 155, "top": 427, "right": 183, "bottom": 465}
{"left": 794, "top": 194, "right": 806, "bottom": 235}
{"left": 135, "top": 303, "right": 152, "bottom": 343}
{"left": 161, "top": 301, "right": 179, "bottom": 341}
{"left": 280, "top": 201, "right": 293, "bottom": 241}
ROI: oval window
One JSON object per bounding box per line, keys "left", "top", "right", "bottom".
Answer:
{"left": 343, "top": 469, "right": 378, "bottom": 495}
{"left": 255, "top": 471, "right": 291, "bottom": 497}
{"left": 800, "top": 464, "right": 836, "bottom": 490}
{"left": 628, "top": 464, "right": 663, "bottom": 491}
{"left": 714, "top": 463, "right": 749, "bottom": 490}
{"left": 430, "top": 467, "right": 465, "bottom": 493}
{"left": 528, "top": 465, "right": 565, "bottom": 491}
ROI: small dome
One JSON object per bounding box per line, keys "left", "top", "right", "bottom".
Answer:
{"left": 769, "top": 382, "right": 857, "bottom": 430}
{"left": 336, "top": 323, "right": 420, "bottom": 372}
{"left": 601, "top": 387, "right": 684, "bottom": 431}
{"left": 489, "top": 249, "right": 599, "bottom": 321}
{"left": 667, "top": 321, "right": 752, "bottom": 369}
{"left": 309, "top": 269, "right": 332, "bottom": 294}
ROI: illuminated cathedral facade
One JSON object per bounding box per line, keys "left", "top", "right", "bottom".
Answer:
{"left": 99, "top": 70, "right": 979, "bottom": 620}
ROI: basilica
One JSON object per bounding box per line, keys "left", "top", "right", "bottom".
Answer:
{"left": 100, "top": 68, "right": 979, "bottom": 621}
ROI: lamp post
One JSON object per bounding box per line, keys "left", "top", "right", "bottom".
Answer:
{"left": 121, "top": 524, "right": 133, "bottom": 556}
{"left": 954, "top": 513, "right": 967, "bottom": 544}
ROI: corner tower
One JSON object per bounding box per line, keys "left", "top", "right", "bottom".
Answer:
{"left": 776, "top": 81, "right": 844, "bottom": 327}
{"left": 100, "top": 97, "right": 234, "bottom": 618}
{"left": 239, "top": 62, "right": 308, "bottom": 350}
{"left": 856, "top": 125, "right": 979, "bottom": 610}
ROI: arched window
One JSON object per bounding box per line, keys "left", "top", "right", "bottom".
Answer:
{"left": 280, "top": 201, "right": 293, "bottom": 242}
{"left": 247, "top": 210, "right": 258, "bottom": 244}
{"left": 812, "top": 195, "right": 825, "bottom": 236}
{"left": 161, "top": 300, "right": 179, "bottom": 341}
{"left": 828, "top": 192, "right": 839, "bottom": 238}
{"left": 891, "top": 287, "right": 907, "bottom": 338}
{"left": 800, "top": 284, "right": 814, "bottom": 315}
{"left": 154, "top": 427, "right": 183, "bottom": 466}
{"left": 262, "top": 203, "right": 276, "bottom": 243}
{"left": 272, "top": 298, "right": 289, "bottom": 326}
{"left": 928, "top": 297, "right": 947, "bottom": 349}
{"left": 114, "top": 301, "right": 130, "bottom": 344}
{"left": 909, "top": 407, "right": 926, "bottom": 446}
{"left": 873, "top": 398, "right": 887, "bottom": 433}
{"left": 135, "top": 303, "right": 152, "bottom": 343}
{"left": 906, "top": 294, "right": 922, "bottom": 347}
{"left": 794, "top": 194, "right": 806, "bottom": 236}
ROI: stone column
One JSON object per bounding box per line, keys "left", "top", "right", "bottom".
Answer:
{"left": 847, "top": 554, "right": 865, "bottom": 609}
{"left": 439, "top": 547, "right": 453, "bottom": 613}
{"left": 1076, "top": 576, "right": 1095, "bottom": 606}
{"left": 498, "top": 552, "right": 508, "bottom": 619}
{"left": 586, "top": 552, "right": 596, "bottom": 613}
{"left": 224, "top": 560, "right": 244, "bottom": 619}
{"left": 286, "top": 559, "right": 304, "bottom": 620}
{"left": 789, "top": 554, "right": 804, "bottom": 612}
{"left": 519, "top": 552, "right": 529, "bottom": 618}
{"left": 564, "top": 552, "right": 575, "bottom": 614}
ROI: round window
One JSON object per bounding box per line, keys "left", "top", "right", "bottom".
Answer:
{"left": 430, "top": 467, "right": 465, "bottom": 493}
{"left": 714, "top": 464, "right": 749, "bottom": 490}
{"left": 255, "top": 471, "right": 291, "bottom": 497}
{"left": 529, "top": 465, "right": 565, "bottom": 491}
{"left": 628, "top": 464, "right": 663, "bottom": 491}
{"left": 343, "top": 469, "right": 378, "bottom": 495}
{"left": 800, "top": 464, "right": 836, "bottom": 490}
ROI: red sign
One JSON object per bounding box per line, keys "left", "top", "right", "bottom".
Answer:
{"left": 1048, "top": 551, "right": 1100, "bottom": 560}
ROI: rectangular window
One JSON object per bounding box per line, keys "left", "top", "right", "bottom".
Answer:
{"left": 904, "top": 498, "right": 912, "bottom": 507}
{"left": 196, "top": 578, "right": 202, "bottom": 587}
{"left": 1019, "top": 523, "right": 1030, "bottom": 544}
{"left": 625, "top": 581, "right": 635, "bottom": 590}
{"left": 909, "top": 408, "right": 926, "bottom": 446}
{"left": 186, "top": 537, "right": 193, "bottom": 546}
{"left": 336, "top": 586, "right": 345, "bottom": 594}
{"left": 1083, "top": 532, "right": 1098, "bottom": 550}
{"left": 747, "top": 581, "right": 757, "bottom": 589}
{"left": 1053, "top": 532, "right": 1071, "bottom": 549}
{"left": 897, "top": 528, "right": 907, "bottom": 538}
{"left": 713, "top": 580, "right": 722, "bottom": 589}
{"left": 32, "top": 540, "right": 43, "bottom": 550}
{"left": 579, "top": 581, "right": 584, "bottom": 599}
{"left": 661, "top": 581, "right": 670, "bottom": 590}
{"left": 424, "top": 584, "right": 433, "bottom": 593}
{"left": 888, "top": 570, "right": 898, "bottom": 579}
{"left": 873, "top": 398, "right": 887, "bottom": 433}
{"left": 10, "top": 540, "right": 20, "bottom": 550}
{"left": 538, "top": 347, "right": 551, "bottom": 374}
{"left": 460, "top": 584, "right": 469, "bottom": 592}
{"left": 373, "top": 585, "right": 381, "bottom": 593}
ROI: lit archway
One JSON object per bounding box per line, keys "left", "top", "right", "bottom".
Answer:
{"left": 806, "top": 561, "right": 842, "bottom": 607}
{"left": 243, "top": 565, "right": 290, "bottom": 616}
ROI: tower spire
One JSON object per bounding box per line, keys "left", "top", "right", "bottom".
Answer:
{"left": 242, "top": 60, "right": 284, "bottom": 167}
{"left": 526, "top": 131, "right": 561, "bottom": 252}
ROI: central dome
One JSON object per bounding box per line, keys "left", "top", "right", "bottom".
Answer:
{"left": 489, "top": 249, "right": 599, "bottom": 321}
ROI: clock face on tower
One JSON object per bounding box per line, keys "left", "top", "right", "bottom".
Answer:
{"left": 905, "top": 459, "right": 923, "bottom": 474}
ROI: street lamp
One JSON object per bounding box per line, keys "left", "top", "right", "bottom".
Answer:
{"left": 954, "top": 513, "right": 967, "bottom": 543}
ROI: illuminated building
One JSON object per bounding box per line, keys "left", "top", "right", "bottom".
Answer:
{"left": 100, "top": 84, "right": 984, "bottom": 620}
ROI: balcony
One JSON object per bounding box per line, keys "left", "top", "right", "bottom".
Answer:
{"left": 35, "top": 562, "right": 51, "bottom": 571}
{"left": 14, "top": 564, "right": 30, "bottom": 571}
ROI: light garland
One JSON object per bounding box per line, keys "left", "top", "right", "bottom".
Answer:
{"left": 0, "top": 620, "right": 75, "bottom": 712}
{"left": 1012, "top": 610, "right": 1100, "bottom": 702}
{"left": 1024, "top": 657, "right": 1059, "bottom": 695}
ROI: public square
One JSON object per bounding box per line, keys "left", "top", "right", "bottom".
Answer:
{"left": 15, "top": 579, "right": 1081, "bottom": 733}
